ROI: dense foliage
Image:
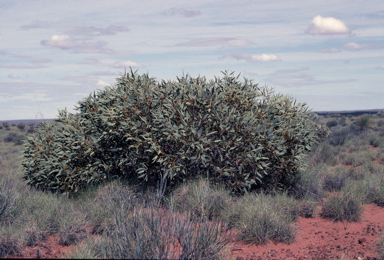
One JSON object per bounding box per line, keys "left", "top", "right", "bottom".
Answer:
{"left": 21, "top": 68, "right": 329, "bottom": 198}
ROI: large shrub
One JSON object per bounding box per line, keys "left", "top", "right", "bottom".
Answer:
{"left": 21, "top": 69, "right": 329, "bottom": 198}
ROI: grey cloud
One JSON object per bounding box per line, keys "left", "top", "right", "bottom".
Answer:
{"left": 376, "top": 65, "right": 384, "bottom": 70}
{"left": 8, "top": 74, "right": 19, "bottom": 78}
{"left": 12, "top": 54, "right": 29, "bottom": 59}
{"left": 60, "top": 73, "right": 105, "bottom": 84}
{"left": 0, "top": 64, "right": 46, "bottom": 69}
{"left": 7, "top": 53, "right": 51, "bottom": 64}
{"left": 29, "top": 57, "right": 52, "bottom": 63}
{"left": 266, "top": 72, "right": 356, "bottom": 88}
{"left": 64, "top": 25, "right": 130, "bottom": 36}
{"left": 21, "top": 21, "right": 129, "bottom": 37}
{"left": 20, "top": 20, "right": 54, "bottom": 30}
{"left": 242, "top": 71, "right": 258, "bottom": 77}
{"left": 321, "top": 79, "right": 357, "bottom": 84}
{"left": 275, "top": 67, "right": 310, "bottom": 74}
{"left": 161, "top": 8, "right": 201, "bottom": 18}
{"left": 266, "top": 73, "right": 316, "bottom": 88}
{"left": 175, "top": 37, "right": 255, "bottom": 47}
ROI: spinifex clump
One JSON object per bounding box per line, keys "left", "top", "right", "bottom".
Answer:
{"left": 20, "top": 68, "right": 329, "bottom": 198}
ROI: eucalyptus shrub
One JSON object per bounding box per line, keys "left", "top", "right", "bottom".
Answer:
{"left": 21, "top": 69, "right": 329, "bottom": 198}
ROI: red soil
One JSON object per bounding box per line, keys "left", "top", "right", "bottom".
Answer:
{"left": 5, "top": 146, "right": 384, "bottom": 259}
{"left": 229, "top": 203, "right": 383, "bottom": 260}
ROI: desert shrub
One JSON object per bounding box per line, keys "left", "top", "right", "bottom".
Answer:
{"left": 347, "top": 123, "right": 366, "bottom": 136}
{"left": 21, "top": 68, "right": 329, "bottom": 198}
{"left": 27, "top": 128, "right": 35, "bottom": 134}
{"left": 326, "top": 119, "right": 338, "bottom": 128}
{"left": 377, "top": 110, "right": 384, "bottom": 118}
{"left": 368, "top": 135, "right": 381, "bottom": 147}
{"left": 323, "top": 170, "right": 348, "bottom": 192}
{"left": 357, "top": 114, "right": 371, "bottom": 127}
{"left": 2, "top": 122, "right": 10, "bottom": 130}
{"left": 4, "top": 133, "right": 26, "bottom": 145}
{"left": 327, "top": 124, "right": 367, "bottom": 146}
{"left": 4, "top": 133, "right": 18, "bottom": 143}
{"left": 326, "top": 126, "right": 351, "bottom": 146}
{"left": 16, "top": 122, "right": 26, "bottom": 131}
{"left": 169, "top": 176, "right": 234, "bottom": 221}
{"left": 14, "top": 138, "right": 26, "bottom": 146}
{"left": 339, "top": 116, "right": 347, "bottom": 126}
{"left": 99, "top": 199, "right": 233, "bottom": 259}
{"left": 377, "top": 120, "right": 384, "bottom": 127}
{"left": 320, "top": 192, "right": 363, "bottom": 222}
{"left": 288, "top": 166, "right": 325, "bottom": 202}
{"left": 331, "top": 113, "right": 341, "bottom": 118}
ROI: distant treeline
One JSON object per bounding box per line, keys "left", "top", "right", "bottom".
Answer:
{"left": 315, "top": 110, "right": 382, "bottom": 117}
{"left": 1, "top": 108, "right": 384, "bottom": 126}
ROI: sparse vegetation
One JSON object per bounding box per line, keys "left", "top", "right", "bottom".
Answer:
{"left": 1, "top": 108, "right": 384, "bottom": 259}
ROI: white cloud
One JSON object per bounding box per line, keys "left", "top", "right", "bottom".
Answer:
{"left": 319, "top": 48, "right": 340, "bottom": 53}
{"left": 305, "top": 15, "right": 350, "bottom": 35}
{"left": 40, "top": 35, "right": 114, "bottom": 54}
{"left": 175, "top": 37, "right": 255, "bottom": 47}
{"left": 96, "top": 80, "right": 111, "bottom": 87}
{"left": 41, "top": 35, "right": 75, "bottom": 49}
{"left": 343, "top": 42, "right": 383, "bottom": 51}
{"left": 64, "top": 25, "right": 130, "bottom": 36}
{"left": 98, "top": 59, "right": 139, "bottom": 68}
{"left": 224, "top": 53, "right": 281, "bottom": 63}
{"left": 8, "top": 74, "right": 19, "bottom": 78}
{"left": 82, "top": 58, "right": 140, "bottom": 68}
{"left": 250, "top": 54, "right": 281, "bottom": 62}
{"left": 376, "top": 65, "right": 384, "bottom": 70}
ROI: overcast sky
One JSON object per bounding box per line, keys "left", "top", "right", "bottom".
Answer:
{"left": 1, "top": 0, "right": 383, "bottom": 121}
